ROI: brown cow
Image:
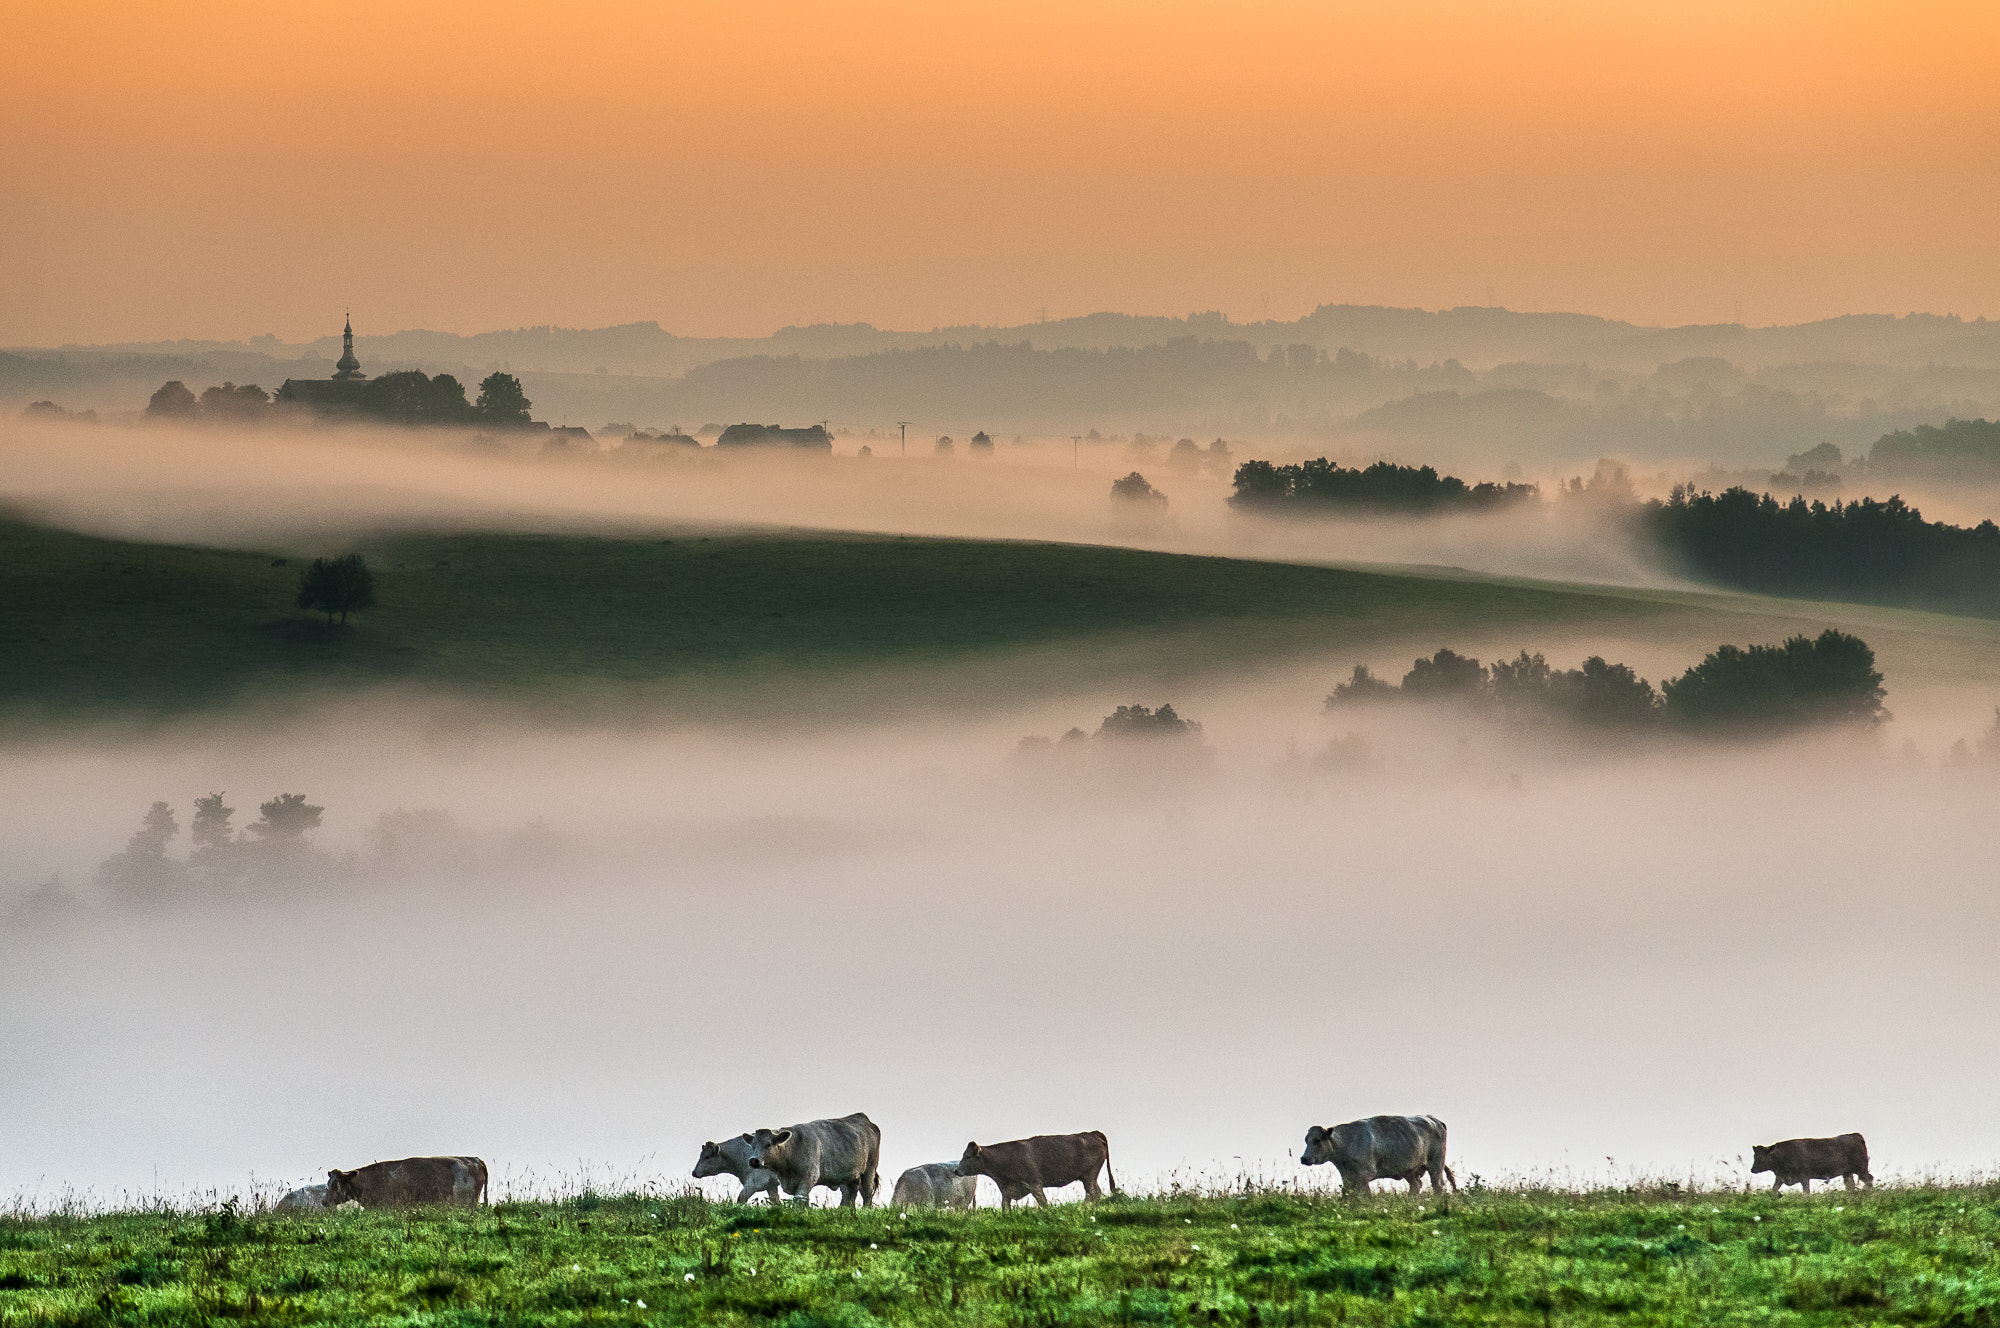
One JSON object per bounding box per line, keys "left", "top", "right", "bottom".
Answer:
{"left": 325, "top": 1156, "right": 488, "bottom": 1208}
{"left": 1750, "top": 1134, "right": 1872, "bottom": 1193}
{"left": 957, "top": 1132, "right": 1116, "bottom": 1209}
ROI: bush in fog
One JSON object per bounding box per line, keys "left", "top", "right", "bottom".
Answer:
{"left": 1110, "top": 472, "right": 1167, "bottom": 507}
{"left": 199, "top": 382, "right": 271, "bottom": 421}
{"left": 97, "top": 790, "right": 332, "bottom": 905}
{"left": 1326, "top": 664, "right": 1395, "bottom": 706}
{"left": 1400, "top": 647, "right": 1488, "bottom": 698}
{"left": 1863, "top": 417, "right": 2000, "bottom": 482}
{"left": 1331, "top": 646, "right": 1662, "bottom": 729}
{"left": 1659, "top": 629, "right": 1885, "bottom": 729}
{"left": 296, "top": 554, "right": 376, "bottom": 625}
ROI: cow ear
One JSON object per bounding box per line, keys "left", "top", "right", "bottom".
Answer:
{"left": 965, "top": 1141, "right": 980, "bottom": 1154}
{"left": 740, "top": 1133, "right": 754, "bottom": 1144}
{"left": 773, "top": 1130, "right": 792, "bottom": 1144}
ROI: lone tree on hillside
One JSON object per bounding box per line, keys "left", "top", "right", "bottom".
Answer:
{"left": 1111, "top": 471, "right": 1168, "bottom": 507}
{"left": 475, "top": 371, "right": 533, "bottom": 426}
{"left": 296, "top": 554, "right": 376, "bottom": 625}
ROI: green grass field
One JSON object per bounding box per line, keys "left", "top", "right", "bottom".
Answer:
{"left": 3, "top": 1186, "right": 1996, "bottom": 1326}
{"left": 0, "top": 516, "right": 1699, "bottom": 719}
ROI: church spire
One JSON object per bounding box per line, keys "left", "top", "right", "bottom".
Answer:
{"left": 333, "top": 311, "right": 365, "bottom": 380}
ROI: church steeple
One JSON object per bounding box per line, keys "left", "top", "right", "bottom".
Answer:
{"left": 332, "top": 312, "right": 365, "bottom": 380}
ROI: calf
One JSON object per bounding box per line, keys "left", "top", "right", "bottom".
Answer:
{"left": 1302, "top": 1115, "right": 1457, "bottom": 1196}
{"left": 1751, "top": 1134, "right": 1872, "bottom": 1193}
{"left": 692, "top": 1135, "right": 783, "bottom": 1204}
{"left": 957, "top": 1132, "right": 1116, "bottom": 1210}
{"left": 748, "top": 1113, "right": 882, "bottom": 1207}
{"left": 324, "top": 1156, "right": 488, "bottom": 1209}
{"left": 891, "top": 1162, "right": 977, "bottom": 1211}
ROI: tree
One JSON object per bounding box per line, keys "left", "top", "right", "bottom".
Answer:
{"left": 189, "top": 791, "right": 242, "bottom": 889}
{"left": 1401, "top": 648, "right": 1486, "bottom": 697}
{"left": 1096, "top": 702, "right": 1201, "bottom": 740}
{"left": 146, "top": 380, "right": 198, "bottom": 419}
{"left": 296, "top": 554, "right": 376, "bottom": 625}
{"left": 248, "top": 792, "right": 324, "bottom": 842}
{"left": 96, "top": 801, "right": 187, "bottom": 907}
{"left": 475, "top": 371, "right": 532, "bottom": 425}
{"left": 1110, "top": 472, "right": 1167, "bottom": 507}
{"left": 1661, "top": 629, "right": 1886, "bottom": 729}
{"left": 1326, "top": 664, "right": 1395, "bottom": 708}
{"left": 200, "top": 382, "right": 270, "bottom": 420}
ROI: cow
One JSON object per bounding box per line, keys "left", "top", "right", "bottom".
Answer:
{"left": 956, "top": 1132, "right": 1116, "bottom": 1210}
{"left": 891, "top": 1162, "right": 977, "bottom": 1211}
{"left": 324, "top": 1156, "right": 488, "bottom": 1209}
{"left": 274, "top": 1183, "right": 325, "bottom": 1212}
{"left": 692, "top": 1135, "right": 783, "bottom": 1204}
{"left": 747, "top": 1113, "right": 882, "bottom": 1207}
{"left": 1302, "top": 1115, "right": 1457, "bottom": 1196}
{"left": 1750, "top": 1133, "right": 1872, "bottom": 1193}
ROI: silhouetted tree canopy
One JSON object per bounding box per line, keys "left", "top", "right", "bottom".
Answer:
{"left": 296, "top": 553, "right": 376, "bottom": 625}
{"left": 1096, "top": 702, "right": 1201, "bottom": 740}
{"left": 357, "top": 369, "right": 475, "bottom": 426}
{"left": 145, "top": 380, "right": 199, "bottom": 418}
{"left": 1865, "top": 417, "right": 2000, "bottom": 482}
{"left": 1110, "top": 472, "right": 1167, "bottom": 507}
{"left": 475, "top": 371, "right": 533, "bottom": 425}
{"left": 199, "top": 381, "right": 270, "bottom": 420}
{"left": 249, "top": 792, "right": 324, "bottom": 842}
{"left": 1401, "top": 647, "right": 1488, "bottom": 697}
{"left": 1231, "top": 457, "right": 1539, "bottom": 513}
{"left": 1645, "top": 485, "right": 2000, "bottom": 617}
{"left": 1659, "top": 629, "right": 1885, "bottom": 729}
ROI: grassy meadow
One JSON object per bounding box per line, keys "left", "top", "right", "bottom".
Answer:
{"left": 0, "top": 515, "right": 1705, "bottom": 719}
{"left": 3, "top": 1185, "right": 1998, "bottom": 1327}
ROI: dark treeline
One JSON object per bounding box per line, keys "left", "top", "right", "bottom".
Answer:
{"left": 1864, "top": 417, "right": 2000, "bottom": 482}
{"left": 1230, "top": 457, "right": 1540, "bottom": 514}
{"left": 1331, "top": 630, "right": 1888, "bottom": 734}
{"left": 1646, "top": 486, "right": 2000, "bottom": 617}
{"left": 141, "top": 370, "right": 536, "bottom": 428}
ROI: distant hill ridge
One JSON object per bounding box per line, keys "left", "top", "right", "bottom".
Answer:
{"left": 14, "top": 305, "right": 2000, "bottom": 381}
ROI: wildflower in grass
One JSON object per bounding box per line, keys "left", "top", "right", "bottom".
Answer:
{"left": 1191, "top": 1244, "right": 1199, "bottom": 1251}
{"left": 572, "top": 1264, "right": 581, "bottom": 1272}
{"left": 870, "top": 1243, "right": 877, "bottom": 1249}
{"left": 637, "top": 1301, "right": 645, "bottom": 1309}
{"left": 684, "top": 1274, "right": 694, "bottom": 1281}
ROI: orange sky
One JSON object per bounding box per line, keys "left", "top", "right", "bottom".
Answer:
{"left": 3, "top": 0, "right": 1997, "bottom": 344}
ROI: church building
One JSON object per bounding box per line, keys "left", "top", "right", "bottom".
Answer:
{"left": 276, "top": 316, "right": 371, "bottom": 410}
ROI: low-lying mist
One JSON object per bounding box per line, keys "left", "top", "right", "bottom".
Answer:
{"left": 1, "top": 419, "right": 1682, "bottom": 589}
{"left": 6, "top": 658, "right": 1999, "bottom": 1208}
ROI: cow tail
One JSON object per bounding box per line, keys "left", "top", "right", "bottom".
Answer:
{"left": 1101, "top": 1132, "right": 1119, "bottom": 1196}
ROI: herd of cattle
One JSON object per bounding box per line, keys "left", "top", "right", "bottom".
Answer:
{"left": 272, "top": 1114, "right": 1878, "bottom": 1212}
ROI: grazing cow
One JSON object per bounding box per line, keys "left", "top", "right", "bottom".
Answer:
{"left": 324, "top": 1156, "right": 488, "bottom": 1209}
{"left": 747, "top": 1113, "right": 882, "bottom": 1207}
{"left": 692, "top": 1135, "right": 783, "bottom": 1204}
{"left": 274, "top": 1184, "right": 325, "bottom": 1212}
{"left": 1302, "top": 1116, "right": 1457, "bottom": 1196}
{"left": 957, "top": 1132, "right": 1116, "bottom": 1210}
{"left": 1751, "top": 1134, "right": 1872, "bottom": 1193}
{"left": 891, "top": 1162, "right": 977, "bottom": 1211}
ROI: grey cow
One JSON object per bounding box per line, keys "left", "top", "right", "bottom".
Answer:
{"left": 748, "top": 1113, "right": 882, "bottom": 1207}
{"left": 891, "top": 1162, "right": 977, "bottom": 1210}
{"left": 691, "top": 1135, "right": 783, "bottom": 1204}
{"left": 1302, "top": 1115, "right": 1458, "bottom": 1196}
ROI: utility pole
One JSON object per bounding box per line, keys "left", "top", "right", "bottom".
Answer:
{"left": 1070, "top": 435, "right": 1082, "bottom": 470}
{"left": 897, "top": 420, "right": 911, "bottom": 457}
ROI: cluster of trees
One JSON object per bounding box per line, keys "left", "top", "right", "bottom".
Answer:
{"left": 1645, "top": 487, "right": 2000, "bottom": 617}
{"left": 1230, "top": 457, "right": 1541, "bottom": 514}
{"left": 1862, "top": 418, "right": 2000, "bottom": 483}
{"left": 96, "top": 792, "right": 327, "bottom": 908}
{"left": 1332, "top": 630, "right": 1886, "bottom": 733}
{"left": 1017, "top": 702, "right": 1204, "bottom": 756}
{"left": 144, "top": 371, "right": 534, "bottom": 428}
{"left": 296, "top": 554, "right": 376, "bottom": 625}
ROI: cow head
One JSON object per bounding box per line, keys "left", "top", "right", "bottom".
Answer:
{"left": 748, "top": 1128, "right": 793, "bottom": 1171}
{"left": 957, "top": 1141, "right": 987, "bottom": 1179}
{"left": 325, "top": 1168, "right": 360, "bottom": 1205}
{"left": 1749, "top": 1144, "right": 1772, "bottom": 1175}
{"left": 692, "top": 1142, "right": 726, "bottom": 1180}
{"left": 1301, "top": 1126, "right": 1336, "bottom": 1167}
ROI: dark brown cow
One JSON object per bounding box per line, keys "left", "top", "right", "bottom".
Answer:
{"left": 957, "top": 1132, "right": 1116, "bottom": 1209}
{"left": 1750, "top": 1134, "right": 1872, "bottom": 1193}
{"left": 325, "top": 1156, "right": 488, "bottom": 1208}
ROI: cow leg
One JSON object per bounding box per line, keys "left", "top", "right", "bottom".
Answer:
{"left": 1801, "top": 1179, "right": 1811, "bottom": 1195}
{"left": 1030, "top": 1186, "right": 1051, "bottom": 1208}
{"left": 1082, "top": 1171, "right": 1103, "bottom": 1201}
{"left": 1843, "top": 1174, "right": 1856, "bottom": 1191}
{"left": 837, "top": 1182, "right": 858, "bottom": 1208}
